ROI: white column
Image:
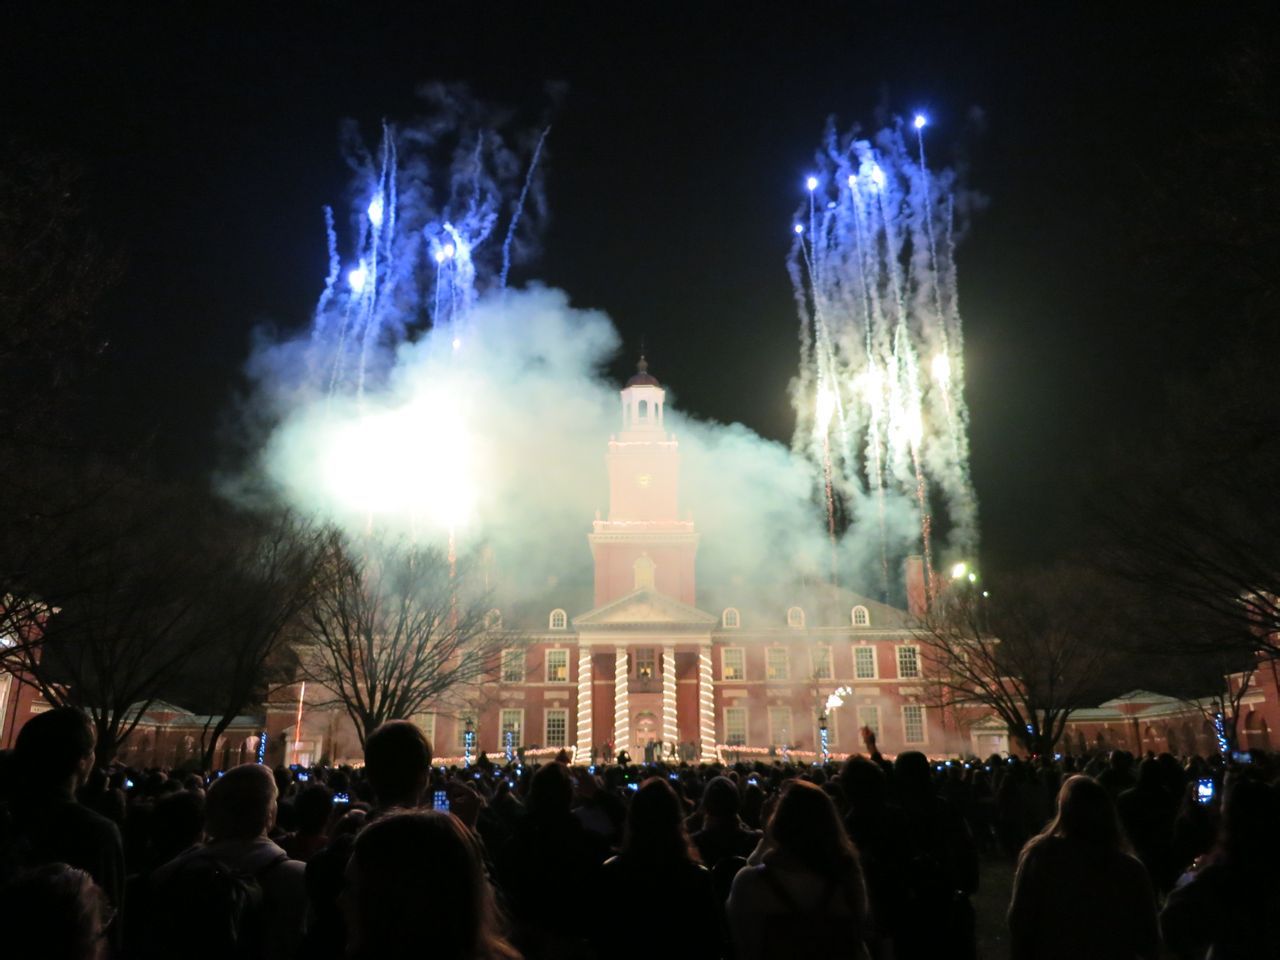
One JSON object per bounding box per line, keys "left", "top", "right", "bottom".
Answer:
{"left": 662, "top": 644, "right": 678, "bottom": 747}
{"left": 575, "top": 645, "right": 592, "bottom": 764}
{"left": 698, "top": 644, "right": 717, "bottom": 760}
{"left": 614, "top": 646, "right": 630, "bottom": 755}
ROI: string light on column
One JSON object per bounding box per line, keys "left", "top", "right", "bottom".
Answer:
{"left": 698, "top": 646, "right": 716, "bottom": 760}
{"left": 662, "top": 645, "right": 678, "bottom": 748}
{"left": 614, "top": 647, "right": 630, "bottom": 755}
{"left": 576, "top": 647, "right": 593, "bottom": 764}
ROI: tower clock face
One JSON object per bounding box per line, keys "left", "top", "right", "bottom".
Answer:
{"left": 635, "top": 473, "right": 653, "bottom": 487}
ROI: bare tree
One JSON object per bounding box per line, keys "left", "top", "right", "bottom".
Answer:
{"left": 916, "top": 567, "right": 1136, "bottom": 756}
{"left": 3, "top": 476, "right": 224, "bottom": 760}
{"left": 297, "top": 533, "right": 510, "bottom": 749}
{"left": 172, "top": 508, "right": 329, "bottom": 770}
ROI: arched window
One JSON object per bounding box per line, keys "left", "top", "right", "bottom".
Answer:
{"left": 786, "top": 606, "right": 805, "bottom": 628}
{"left": 852, "top": 605, "right": 870, "bottom": 627}
{"left": 549, "top": 609, "right": 568, "bottom": 630}
{"left": 633, "top": 553, "right": 656, "bottom": 590}
{"left": 637, "top": 399, "right": 648, "bottom": 419}
{"left": 485, "top": 608, "right": 502, "bottom": 630}
{"left": 722, "top": 607, "right": 740, "bottom": 628}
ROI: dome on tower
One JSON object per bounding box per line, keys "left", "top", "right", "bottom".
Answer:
{"left": 626, "top": 356, "right": 660, "bottom": 388}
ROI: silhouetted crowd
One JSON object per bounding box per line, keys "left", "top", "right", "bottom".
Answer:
{"left": 2, "top": 707, "right": 1278, "bottom": 959}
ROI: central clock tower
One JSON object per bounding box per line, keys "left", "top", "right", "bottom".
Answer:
{"left": 589, "top": 358, "right": 699, "bottom": 606}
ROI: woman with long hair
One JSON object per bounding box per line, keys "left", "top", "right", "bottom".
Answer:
{"left": 591, "top": 777, "right": 719, "bottom": 960}
{"left": 343, "top": 810, "right": 518, "bottom": 960}
{"left": 727, "top": 779, "right": 870, "bottom": 960}
{"left": 1007, "top": 774, "right": 1158, "bottom": 960}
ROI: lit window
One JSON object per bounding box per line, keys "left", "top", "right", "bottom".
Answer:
{"left": 769, "top": 707, "right": 793, "bottom": 746}
{"left": 857, "top": 705, "right": 880, "bottom": 738}
{"left": 854, "top": 645, "right": 878, "bottom": 680}
{"left": 722, "top": 607, "right": 740, "bottom": 629}
{"left": 549, "top": 609, "right": 568, "bottom": 630}
{"left": 811, "top": 646, "right": 832, "bottom": 679}
{"left": 903, "top": 704, "right": 926, "bottom": 744}
{"left": 787, "top": 606, "right": 805, "bottom": 628}
{"left": 635, "top": 648, "right": 656, "bottom": 679}
{"left": 500, "top": 709, "right": 523, "bottom": 747}
{"left": 724, "top": 707, "right": 748, "bottom": 746}
{"left": 852, "top": 605, "right": 870, "bottom": 627}
{"left": 721, "top": 647, "right": 745, "bottom": 681}
{"left": 501, "top": 649, "right": 525, "bottom": 684}
{"left": 545, "top": 709, "right": 568, "bottom": 747}
{"left": 766, "top": 647, "right": 790, "bottom": 681}
{"left": 897, "top": 646, "right": 920, "bottom": 679}
{"left": 546, "top": 649, "right": 569, "bottom": 683}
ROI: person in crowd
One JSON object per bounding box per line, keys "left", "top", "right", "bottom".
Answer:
{"left": 892, "top": 751, "right": 979, "bottom": 960}
{"left": 280, "top": 782, "right": 333, "bottom": 862}
{"left": 145, "top": 763, "right": 307, "bottom": 960}
{"left": 344, "top": 809, "right": 518, "bottom": 960}
{"left": 2, "top": 862, "right": 114, "bottom": 960}
{"left": 728, "top": 779, "right": 870, "bottom": 960}
{"left": 1007, "top": 774, "right": 1158, "bottom": 960}
{"left": 593, "top": 778, "right": 720, "bottom": 959}
{"left": 840, "top": 756, "right": 908, "bottom": 959}
{"left": 1117, "top": 757, "right": 1179, "bottom": 892}
{"left": 1, "top": 707, "right": 125, "bottom": 943}
{"left": 305, "top": 719, "right": 434, "bottom": 960}
{"left": 497, "top": 761, "right": 607, "bottom": 959}
{"left": 1160, "top": 776, "right": 1280, "bottom": 959}
{"left": 691, "top": 775, "right": 761, "bottom": 868}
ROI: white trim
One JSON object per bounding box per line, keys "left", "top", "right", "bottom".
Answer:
{"left": 549, "top": 609, "right": 568, "bottom": 630}
{"left": 500, "top": 648, "right": 525, "bottom": 684}
{"left": 852, "top": 605, "right": 870, "bottom": 627}
{"left": 724, "top": 705, "right": 748, "bottom": 746}
{"left": 544, "top": 708, "right": 569, "bottom": 747}
{"left": 766, "top": 646, "right": 790, "bottom": 681}
{"left": 721, "top": 646, "right": 746, "bottom": 681}
{"left": 499, "top": 708, "right": 525, "bottom": 751}
{"left": 857, "top": 704, "right": 880, "bottom": 739}
{"left": 896, "top": 644, "right": 921, "bottom": 680}
{"left": 769, "top": 705, "right": 793, "bottom": 747}
{"left": 902, "top": 703, "right": 927, "bottom": 744}
{"left": 786, "top": 606, "right": 805, "bottom": 628}
{"left": 545, "top": 648, "right": 570, "bottom": 683}
{"left": 722, "top": 607, "right": 741, "bottom": 629}
{"left": 854, "top": 644, "right": 879, "bottom": 680}
{"left": 811, "top": 645, "right": 832, "bottom": 680}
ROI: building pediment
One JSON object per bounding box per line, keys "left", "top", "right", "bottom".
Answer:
{"left": 574, "top": 588, "right": 717, "bottom": 630}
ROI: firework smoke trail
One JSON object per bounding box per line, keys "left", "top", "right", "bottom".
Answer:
{"left": 500, "top": 126, "right": 550, "bottom": 290}
{"left": 788, "top": 116, "right": 979, "bottom": 598}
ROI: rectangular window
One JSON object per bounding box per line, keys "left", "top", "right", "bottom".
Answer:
{"left": 897, "top": 645, "right": 920, "bottom": 680}
{"left": 857, "top": 705, "right": 880, "bottom": 739}
{"left": 500, "top": 709, "right": 524, "bottom": 747}
{"left": 412, "top": 712, "right": 436, "bottom": 749}
{"left": 721, "top": 647, "right": 745, "bottom": 681}
{"left": 456, "top": 712, "right": 478, "bottom": 750}
{"left": 546, "top": 649, "right": 569, "bottom": 683}
{"left": 501, "top": 648, "right": 525, "bottom": 683}
{"left": 635, "top": 648, "right": 656, "bottom": 680}
{"left": 724, "top": 707, "right": 748, "bottom": 746}
{"left": 544, "top": 709, "right": 568, "bottom": 747}
{"left": 811, "top": 646, "right": 832, "bottom": 680}
{"left": 769, "top": 706, "right": 792, "bottom": 746}
{"left": 903, "top": 704, "right": 926, "bottom": 744}
{"left": 854, "top": 645, "right": 878, "bottom": 680}
{"left": 766, "top": 647, "right": 790, "bottom": 681}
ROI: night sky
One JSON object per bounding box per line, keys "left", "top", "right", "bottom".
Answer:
{"left": 5, "top": 4, "right": 1272, "bottom": 575}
